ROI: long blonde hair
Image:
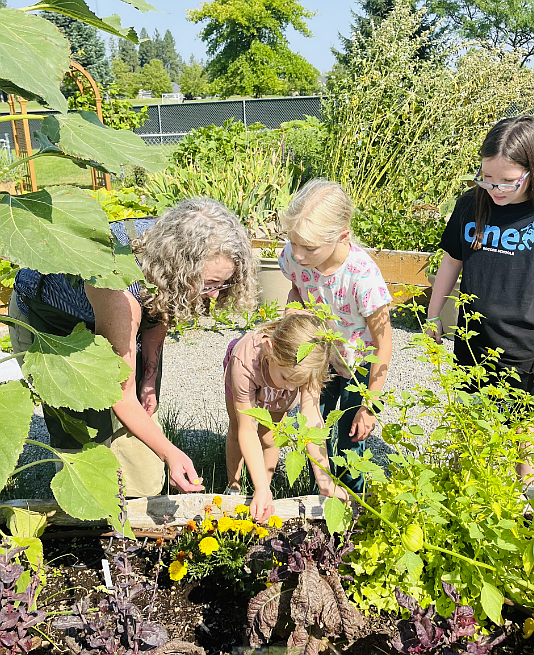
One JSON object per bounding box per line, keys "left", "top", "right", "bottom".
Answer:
{"left": 134, "top": 198, "right": 257, "bottom": 326}
{"left": 280, "top": 179, "right": 353, "bottom": 245}
{"left": 262, "top": 313, "right": 331, "bottom": 395}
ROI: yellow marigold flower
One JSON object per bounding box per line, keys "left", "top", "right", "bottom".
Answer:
{"left": 234, "top": 504, "right": 249, "bottom": 515}
{"left": 169, "top": 560, "right": 188, "bottom": 581}
{"left": 198, "top": 536, "right": 219, "bottom": 556}
{"left": 393, "top": 291, "right": 404, "bottom": 297}
{"left": 268, "top": 515, "right": 283, "bottom": 529}
{"left": 213, "top": 495, "right": 222, "bottom": 509}
{"left": 202, "top": 519, "right": 214, "bottom": 532}
{"left": 185, "top": 520, "right": 198, "bottom": 532}
{"left": 256, "top": 526, "right": 269, "bottom": 538}
{"left": 217, "top": 516, "right": 234, "bottom": 533}
{"left": 238, "top": 520, "right": 255, "bottom": 535}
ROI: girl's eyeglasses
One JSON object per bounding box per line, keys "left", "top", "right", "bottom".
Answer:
{"left": 201, "top": 283, "right": 235, "bottom": 293}
{"left": 474, "top": 166, "right": 530, "bottom": 193}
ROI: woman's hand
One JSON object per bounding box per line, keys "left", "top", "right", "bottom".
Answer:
{"left": 349, "top": 406, "right": 376, "bottom": 441}
{"left": 165, "top": 446, "right": 204, "bottom": 493}
{"left": 249, "top": 487, "right": 275, "bottom": 522}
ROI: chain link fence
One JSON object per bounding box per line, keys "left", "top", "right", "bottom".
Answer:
{"left": 135, "top": 96, "right": 322, "bottom": 145}
{"left": 0, "top": 96, "right": 323, "bottom": 150}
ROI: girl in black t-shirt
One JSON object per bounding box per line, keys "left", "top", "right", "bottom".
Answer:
{"left": 427, "top": 115, "right": 534, "bottom": 484}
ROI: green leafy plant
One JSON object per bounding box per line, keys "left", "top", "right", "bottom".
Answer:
{"left": 0, "top": 0, "right": 166, "bottom": 537}
{"left": 170, "top": 500, "right": 279, "bottom": 591}
{"left": 248, "top": 290, "right": 534, "bottom": 626}
{"left": 92, "top": 187, "right": 157, "bottom": 222}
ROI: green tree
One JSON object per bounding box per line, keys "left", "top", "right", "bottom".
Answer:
{"left": 179, "top": 55, "right": 209, "bottom": 96}
{"left": 118, "top": 36, "right": 139, "bottom": 72}
{"left": 162, "top": 29, "right": 184, "bottom": 82}
{"left": 40, "top": 10, "right": 113, "bottom": 86}
{"left": 0, "top": 0, "right": 6, "bottom": 7}
{"left": 141, "top": 58, "right": 173, "bottom": 97}
{"left": 428, "top": 0, "right": 534, "bottom": 63}
{"left": 112, "top": 58, "right": 143, "bottom": 97}
{"left": 187, "top": 0, "right": 319, "bottom": 98}
{"left": 138, "top": 26, "right": 156, "bottom": 67}
{"left": 152, "top": 28, "right": 165, "bottom": 61}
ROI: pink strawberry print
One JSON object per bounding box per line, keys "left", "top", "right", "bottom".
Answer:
{"left": 338, "top": 303, "right": 351, "bottom": 314}
{"left": 301, "top": 270, "right": 311, "bottom": 283}
{"left": 334, "top": 286, "right": 347, "bottom": 299}
{"left": 312, "top": 270, "right": 320, "bottom": 283}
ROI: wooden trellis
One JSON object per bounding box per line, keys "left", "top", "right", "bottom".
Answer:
{"left": 7, "top": 95, "right": 37, "bottom": 193}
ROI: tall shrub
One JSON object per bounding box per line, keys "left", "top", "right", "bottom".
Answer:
{"left": 324, "top": 0, "right": 534, "bottom": 214}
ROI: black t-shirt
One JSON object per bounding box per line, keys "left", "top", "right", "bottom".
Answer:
{"left": 440, "top": 190, "right": 534, "bottom": 374}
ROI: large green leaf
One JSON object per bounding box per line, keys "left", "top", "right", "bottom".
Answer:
{"left": 51, "top": 443, "right": 134, "bottom": 537}
{"left": 323, "top": 496, "right": 353, "bottom": 534}
{"left": 35, "top": 112, "right": 167, "bottom": 174}
{"left": 285, "top": 450, "right": 305, "bottom": 487}
{"left": 0, "top": 9, "right": 69, "bottom": 113}
{"left": 0, "top": 187, "right": 142, "bottom": 288}
{"left": 0, "top": 380, "right": 34, "bottom": 491}
{"left": 22, "top": 323, "right": 131, "bottom": 411}
{"left": 44, "top": 405, "right": 97, "bottom": 446}
{"left": 21, "top": 0, "right": 141, "bottom": 41}
{"left": 119, "top": 0, "right": 159, "bottom": 11}
{"left": 480, "top": 580, "right": 503, "bottom": 625}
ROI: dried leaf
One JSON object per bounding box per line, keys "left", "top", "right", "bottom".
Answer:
{"left": 291, "top": 561, "right": 322, "bottom": 627}
{"left": 318, "top": 578, "right": 341, "bottom": 636}
{"left": 304, "top": 634, "right": 323, "bottom": 655}
{"left": 324, "top": 571, "right": 364, "bottom": 641}
{"left": 247, "top": 581, "right": 291, "bottom": 648}
{"left": 288, "top": 624, "right": 308, "bottom": 648}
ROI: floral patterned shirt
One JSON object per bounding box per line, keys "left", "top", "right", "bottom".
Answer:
{"left": 279, "top": 243, "right": 391, "bottom": 377}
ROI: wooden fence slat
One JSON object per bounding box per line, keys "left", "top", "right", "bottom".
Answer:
{"left": 1, "top": 495, "right": 361, "bottom": 530}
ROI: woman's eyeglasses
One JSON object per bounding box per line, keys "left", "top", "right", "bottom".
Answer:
{"left": 474, "top": 166, "right": 530, "bottom": 193}
{"left": 201, "top": 283, "right": 235, "bottom": 293}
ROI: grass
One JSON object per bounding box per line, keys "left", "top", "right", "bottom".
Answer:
{"left": 160, "top": 405, "right": 310, "bottom": 498}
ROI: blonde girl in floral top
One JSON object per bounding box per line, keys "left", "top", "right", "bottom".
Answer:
{"left": 279, "top": 179, "right": 392, "bottom": 494}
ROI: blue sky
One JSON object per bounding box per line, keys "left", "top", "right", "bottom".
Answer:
{"left": 8, "top": 0, "right": 357, "bottom": 74}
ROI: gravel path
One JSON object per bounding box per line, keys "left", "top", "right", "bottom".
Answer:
{"left": 14, "top": 322, "right": 453, "bottom": 498}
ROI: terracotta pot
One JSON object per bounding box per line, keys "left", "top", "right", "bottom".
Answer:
{"left": 427, "top": 273, "right": 461, "bottom": 340}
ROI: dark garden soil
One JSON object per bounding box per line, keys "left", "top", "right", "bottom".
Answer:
{"left": 25, "top": 524, "right": 534, "bottom": 655}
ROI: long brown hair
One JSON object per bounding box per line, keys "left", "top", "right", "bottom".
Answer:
{"left": 471, "top": 115, "right": 534, "bottom": 249}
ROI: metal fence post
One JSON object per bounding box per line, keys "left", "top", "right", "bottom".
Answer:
{"left": 157, "top": 104, "right": 163, "bottom": 145}
{"left": 242, "top": 99, "right": 247, "bottom": 128}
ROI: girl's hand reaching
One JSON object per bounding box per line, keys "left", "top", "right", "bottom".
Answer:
{"left": 249, "top": 487, "right": 275, "bottom": 522}
{"left": 349, "top": 406, "right": 376, "bottom": 441}
{"left": 165, "top": 447, "right": 205, "bottom": 493}
{"left": 425, "top": 318, "right": 443, "bottom": 344}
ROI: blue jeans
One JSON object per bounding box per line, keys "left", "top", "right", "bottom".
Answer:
{"left": 309, "top": 365, "right": 370, "bottom": 494}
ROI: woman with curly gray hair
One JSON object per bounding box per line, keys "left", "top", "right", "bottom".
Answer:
{"left": 10, "top": 198, "right": 256, "bottom": 498}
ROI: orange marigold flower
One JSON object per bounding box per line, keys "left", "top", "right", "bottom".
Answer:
{"left": 169, "top": 560, "right": 188, "bottom": 581}
{"left": 204, "top": 505, "right": 213, "bottom": 515}
{"left": 198, "top": 536, "right": 219, "bottom": 556}
{"left": 213, "top": 495, "right": 222, "bottom": 509}
{"left": 186, "top": 520, "right": 198, "bottom": 532}
{"left": 175, "top": 550, "right": 187, "bottom": 563}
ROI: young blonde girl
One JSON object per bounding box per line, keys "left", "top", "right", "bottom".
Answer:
{"left": 278, "top": 179, "right": 392, "bottom": 494}
{"left": 224, "top": 313, "right": 349, "bottom": 522}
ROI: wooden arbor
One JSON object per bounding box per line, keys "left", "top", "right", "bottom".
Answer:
{"left": 66, "top": 60, "right": 111, "bottom": 191}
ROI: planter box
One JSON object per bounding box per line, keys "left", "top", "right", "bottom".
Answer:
{"left": 427, "top": 273, "right": 461, "bottom": 340}
{"left": 1, "top": 494, "right": 362, "bottom": 530}
{"left": 251, "top": 240, "right": 434, "bottom": 307}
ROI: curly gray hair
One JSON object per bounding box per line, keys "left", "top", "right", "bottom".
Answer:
{"left": 133, "top": 198, "right": 257, "bottom": 326}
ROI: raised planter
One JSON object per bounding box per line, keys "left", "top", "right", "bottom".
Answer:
{"left": 251, "top": 240, "right": 292, "bottom": 311}
{"left": 427, "top": 273, "right": 461, "bottom": 340}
